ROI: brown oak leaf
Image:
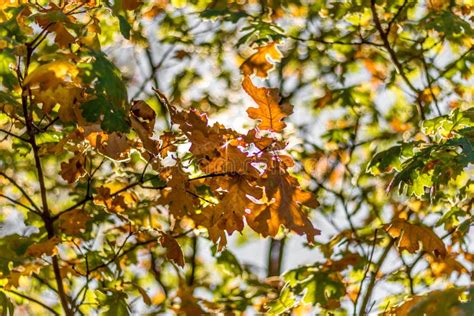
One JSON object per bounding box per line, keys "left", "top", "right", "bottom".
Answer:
{"left": 243, "top": 76, "right": 293, "bottom": 133}
{"left": 246, "top": 170, "right": 320, "bottom": 243}
{"left": 384, "top": 219, "right": 447, "bottom": 257}
{"left": 159, "top": 233, "right": 185, "bottom": 267}
{"left": 60, "top": 153, "right": 86, "bottom": 183}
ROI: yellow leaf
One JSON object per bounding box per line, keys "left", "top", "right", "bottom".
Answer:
{"left": 23, "top": 60, "right": 78, "bottom": 89}
{"left": 426, "top": 254, "right": 468, "bottom": 277}
{"left": 93, "top": 183, "right": 137, "bottom": 213}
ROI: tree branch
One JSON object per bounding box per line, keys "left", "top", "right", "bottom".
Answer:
{"left": 20, "top": 48, "right": 73, "bottom": 316}
{"left": 358, "top": 238, "right": 395, "bottom": 315}
{"left": 0, "top": 128, "right": 29, "bottom": 142}
{"left": 370, "top": 0, "right": 426, "bottom": 120}
{"left": 0, "top": 171, "right": 41, "bottom": 212}
{"left": 3, "top": 288, "right": 60, "bottom": 315}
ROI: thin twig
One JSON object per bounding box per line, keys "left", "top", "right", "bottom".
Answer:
{"left": 0, "top": 171, "right": 41, "bottom": 212}
{"left": 3, "top": 288, "right": 60, "bottom": 315}
{"left": 370, "top": 0, "right": 425, "bottom": 121}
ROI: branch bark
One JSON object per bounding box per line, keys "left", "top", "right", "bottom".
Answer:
{"left": 20, "top": 44, "right": 74, "bottom": 316}
{"left": 358, "top": 238, "right": 395, "bottom": 315}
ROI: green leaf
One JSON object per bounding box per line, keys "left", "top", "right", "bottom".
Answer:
{"left": 80, "top": 95, "right": 129, "bottom": 133}
{"left": 367, "top": 145, "right": 402, "bottom": 174}
{"left": 97, "top": 289, "right": 131, "bottom": 316}
{"left": 216, "top": 249, "right": 242, "bottom": 276}
{"left": 118, "top": 15, "right": 131, "bottom": 40}
{"left": 78, "top": 51, "right": 130, "bottom": 132}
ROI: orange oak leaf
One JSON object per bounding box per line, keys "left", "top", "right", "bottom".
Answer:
{"left": 170, "top": 107, "right": 235, "bottom": 156}
{"left": 173, "top": 284, "right": 205, "bottom": 315}
{"left": 240, "top": 42, "right": 283, "bottom": 78}
{"left": 426, "top": 254, "right": 468, "bottom": 277}
{"left": 58, "top": 208, "right": 92, "bottom": 235}
{"left": 26, "top": 236, "right": 60, "bottom": 257}
{"left": 159, "top": 233, "right": 185, "bottom": 267}
{"left": 158, "top": 132, "right": 177, "bottom": 157}
{"left": 202, "top": 143, "right": 257, "bottom": 176}
{"left": 131, "top": 100, "right": 155, "bottom": 135}
{"left": 85, "top": 130, "right": 130, "bottom": 161}
{"left": 53, "top": 23, "right": 75, "bottom": 47}
{"left": 93, "top": 183, "right": 137, "bottom": 213}
{"left": 243, "top": 76, "right": 293, "bottom": 133}
{"left": 123, "top": 0, "right": 142, "bottom": 10}
{"left": 387, "top": 295, "right": 425, "bottom": 316}
{"left": 243, "top": 129, "right": 286, "bottom": 151}
{"left": 193, "top": 206, "right": 229, "bottom": 251}
{"left": 158, "top": 166, "right": 198, "bottom": 218}
{"left": 193, "top": 174, "right": 259, "bottom": 250}
{"left": 130, "top": 100, "right": 159, "bottom": 154}
{"left": 246, "top": 170, "right": 320, "bottom": 243}
{"left": 384, "top": 220, "right": 447, "bottom": 257}
{"left": 60, "top": 153, "right": 86, "bottom": 183}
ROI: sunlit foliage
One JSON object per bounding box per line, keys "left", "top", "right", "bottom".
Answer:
{"left": 0, "top": 0, "right": 472, "bottom": 315}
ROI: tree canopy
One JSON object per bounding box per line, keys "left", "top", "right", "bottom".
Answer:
{"left": 0, "top": 0, "right": 473, "bottom": 315}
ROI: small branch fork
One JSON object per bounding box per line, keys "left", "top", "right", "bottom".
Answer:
{"left": 370, "top": 0, "right": 426, "bottom": 121}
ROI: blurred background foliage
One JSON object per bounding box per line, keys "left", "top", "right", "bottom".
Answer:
{"left": 0, "top": 0, "right": 473, "bottom": 315}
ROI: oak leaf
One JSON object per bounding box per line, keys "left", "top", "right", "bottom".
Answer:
{"left": 170, "top": 107, "right": 233, "bottom": 156}
{"left": 94, "top": 183, "right": 137, "bottom": 213}
{"left": 58, "top": 208, "right": 92, "bottom": 235}
{"left": 202, "top": 143, "right": 257, "bottom": 176}
{"left": 25, "top": 236, "right": 60, "bottom": 257}
{"left": 240, "top": 42, "right": 283, "bottom": 78}
{"left": 130, "top": 100, "right": 159, "bottom": 154}
{"left": 158, "top": 166, "right": 198, "bottom": 218}
{"left": 158, "top": 132, "right": 177, "bottom": 157}
{"left": 85, "top": 131, "right": 130, "bottom": 161}
{"left": 426, "top": 254, "right": 468, "bottom": 277}
{"left": 123, "top": 0, "right": 141, "bottom": 10}
{"left": 193, "top": 206, "right": 229, "bottom": 251}
{"left": 24, "top": 60, "right": 82, "bottom": 120}
{"left": 246, "top": 170, "right": 320, "bottom": 243}
{"left": 384, "top": 220, "right": 447, "bottom": 257}
{"left": 193, "top": 175, "right": 258, "bottom": 250}
{"left": 243, "top": 76, "right": 293, "bottom": 133}
{"left": 23, "top": 60, "right": 79, "bottom": 89}
{"left": 60, "top": 153, "right": 86, "bottom": 183}
{"left": 159, "top": 233, "right": 185, "bottom": 267}
{"left": 35, "top": 3, "right": 76, "bottom": 48}
{"left": 6, "top": 263, "right": 42, "bottom": 289}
